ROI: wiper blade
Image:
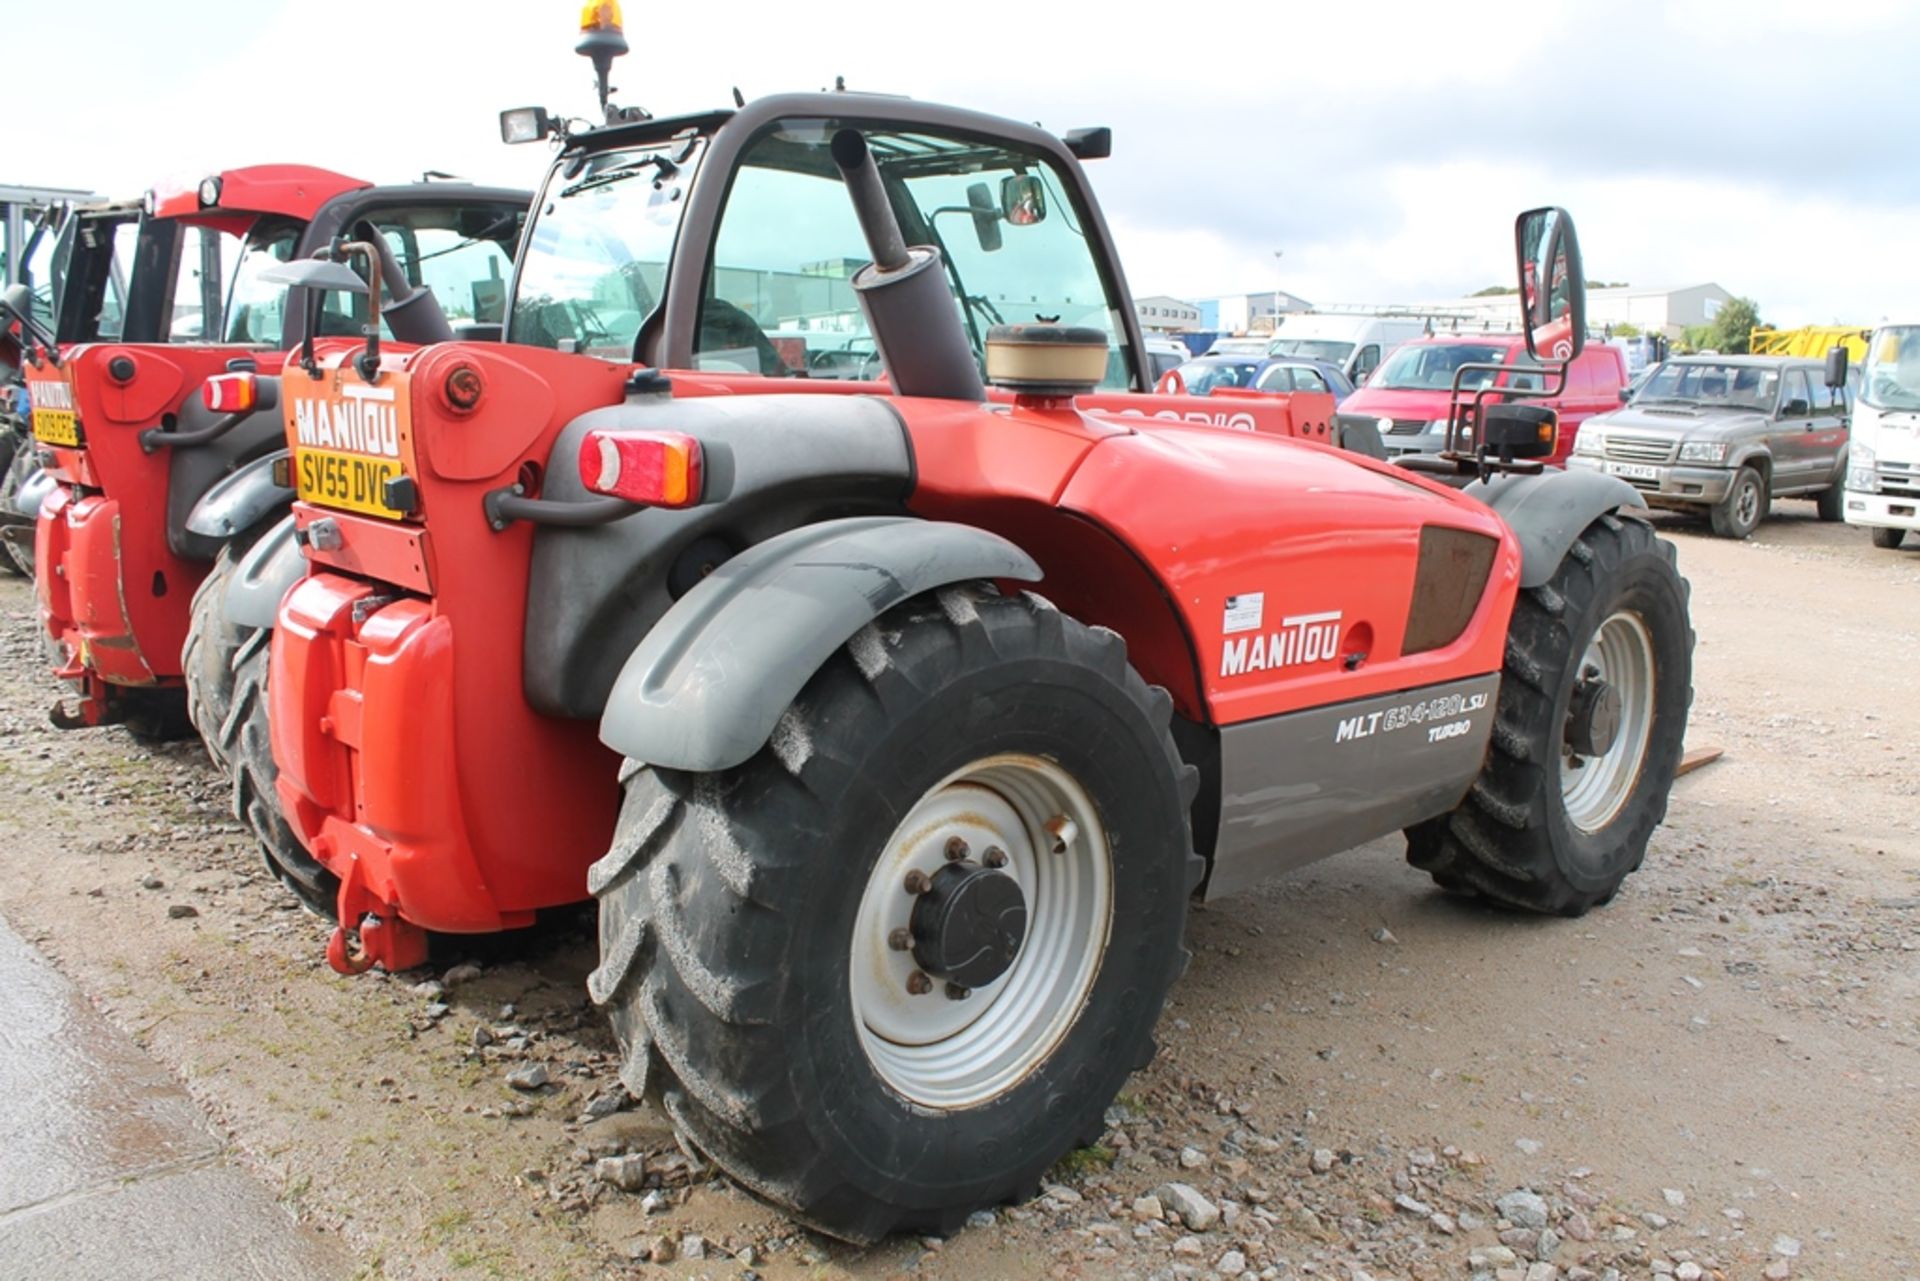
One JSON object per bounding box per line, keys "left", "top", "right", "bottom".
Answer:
{"left": 560, "top": 153, "right": 679, "bottom": 198}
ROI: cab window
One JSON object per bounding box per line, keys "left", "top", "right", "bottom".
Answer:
{"left": 696, "top": 124, "right": 1130, "bottom": 387}
{"left": 1779, "top": 369, "right": 1812, "bottom": 416}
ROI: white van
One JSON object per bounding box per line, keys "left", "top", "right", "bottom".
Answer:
{"left": 1267, "top": 314, "right": 1431, "bottom": 385}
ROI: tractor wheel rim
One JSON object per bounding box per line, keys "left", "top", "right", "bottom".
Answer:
{"left": 850, "top": 753, "right": 1113, "bottom": 1109}
{"left": 1560, "top": 610, "right": 1657, "bottom": 833}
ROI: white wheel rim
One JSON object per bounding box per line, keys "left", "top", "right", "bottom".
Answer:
{"left": 1737, "top": 477, "right": 1760, "bottom": 527}
{"left": 1560, "top": 609, "right": 1657, "bottom": 833}
{"left": 850, "top": 753, "right": 1113, "bottom": 1109}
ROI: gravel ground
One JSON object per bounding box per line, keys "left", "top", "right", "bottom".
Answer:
{"left": 0, "top": 501, "right": 1913, "bottom": 1281}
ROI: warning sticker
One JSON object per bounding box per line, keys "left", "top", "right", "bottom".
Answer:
{"left": 1223, "top": 592, "right": 1265, "bottom": 635}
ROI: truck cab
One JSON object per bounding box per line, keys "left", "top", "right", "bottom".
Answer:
{"left": 1845, "top": 324, "right": 1920, "bottom": 549}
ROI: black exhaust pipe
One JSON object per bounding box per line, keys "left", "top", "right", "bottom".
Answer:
{"left": 830, "top": 129, "right": 984, "bottom": 402}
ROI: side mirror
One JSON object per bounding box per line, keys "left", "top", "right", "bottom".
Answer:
{"left": 1001, "top": 174, "right": 1046, "bottom": 227}
{"left": 1780, "top": 397, "right": 1811, "bottom": 419}
{"left": 259, "top": 257, "right": 371, "bottom": 294}
{"left": 0, "top": 282, "right": 31, "bottom": 325}
{"left": 1824, "top": 345, "right": 1849, "bottom": 390}
{"left": 1515, "top": 206, "right": 1585, "bottom": 363}
{"left": 967, "top": 182, "right": 1003, "bottom": 254}
{"left": 500, "top": 106, "right": 556, "bottom": 145}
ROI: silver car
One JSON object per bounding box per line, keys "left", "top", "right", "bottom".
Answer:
{"left": 1567, "top": 355, "right": 1849, "bottom": 539}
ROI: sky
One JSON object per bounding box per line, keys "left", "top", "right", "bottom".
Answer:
{"left": 8, "top": 0, "right": 1916, "bottom": 327}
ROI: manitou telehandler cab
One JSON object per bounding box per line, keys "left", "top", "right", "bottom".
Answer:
{"left": 0, "top": 168, "right": 527, "bottom": 904}
{"left": 253, "top": 5, "right": 1690, "bottom": 1242}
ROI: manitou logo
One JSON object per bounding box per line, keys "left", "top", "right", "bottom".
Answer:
{"left": 27, "top": 380, "right": 72, "bottom": 411}
{"left": 1219, "top": 610, "right": 1342, "bottom": 677}
{"left": 293, "top": 383, "right": 402, "bottom": 458}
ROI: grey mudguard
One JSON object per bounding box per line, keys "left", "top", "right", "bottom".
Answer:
{"left": 223, "top": 515, "right": 304, "bottom": 631}
{"left": 1472, "top": 468, "right": 1645, "bottom": 588}
{"left": 599, "top": 516, "right": 1041, "bottom": 772}
{"left": 184, "top": 450, "right": 295, "bottom": 540}
{"left": 12, "top": 466, "right": 56, "bottom": 520}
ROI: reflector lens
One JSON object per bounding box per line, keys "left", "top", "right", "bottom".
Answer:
{"left": 202, "top": 372, "right": 258, "bottom": 415}
{"left": 579, "top": 430, "right": 702, "bottom": 508}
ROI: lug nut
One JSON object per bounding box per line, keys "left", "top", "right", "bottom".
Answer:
{"left": 1045, "top": 815, "right": 1079, "bottom": 854}
{"left": 983, "top": 845, "right": 1008, "bottom": 869}
{"left": 945, "top": 982, "right": 972, "bottom": 1001}
{"left": 887, "top": 927, "right": 912, "bottom": 952}
{"left": 944, "top": 835, "right": 969, "bottom": 862}
{"left": 905, "top": 970, "right": 932, "bottom": 996}
{"left": 904, "top": 869, "right": 931, "bottom": 895}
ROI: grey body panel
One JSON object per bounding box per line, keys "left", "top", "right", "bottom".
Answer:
{"left": 1469, "top": 468, "right": 1644, "bottom": 588}
{"left": 223, "top": 515, "right": 303, "bottom": 631}
{"left": 1207, "top": 673, "right": 1501, "bottom": 900}
{"left": 184, "top": 450, "right": 293, "bottom": 540}
{"left": 164, "top": 391, "right": 288, "bottom": 562}
{"left": 599, "top": 516, "right": 1042, "bottom": 771}
{"left": 525, "top": 392, "right": 915, "bottom": 719}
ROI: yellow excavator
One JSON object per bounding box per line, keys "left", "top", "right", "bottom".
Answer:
{"left": 1750, "top": 325, "right": 1872, "bottom": 360}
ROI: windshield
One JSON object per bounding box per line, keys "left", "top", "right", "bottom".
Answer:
{"left": 223, "top": 220, "right": 301, "bottom": 343}
{"left": 509, "top": 140, "right": 702, "bottom": 359}
{"left": 1372, "top": 342, "right": 1511, "bottom": 390}
{"left": 1636, "top": 362, "right": 1778, "bottom": 411}
{"left": 1269, "top": 338, "right": 1353, "bottom": 364}
{"left": 1862, "top": 326, "right": 1920, "bottom": 412}
{"left": 1175, "top": 359, "right": 1260, "bottom": 393}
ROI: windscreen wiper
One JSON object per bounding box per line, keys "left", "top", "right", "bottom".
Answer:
{"left": 560, "top": 154, "right": 678, "bottom": 198}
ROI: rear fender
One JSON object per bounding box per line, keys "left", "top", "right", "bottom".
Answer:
{"left": 11, "top": 465, "right": 57, "bottom": 521}
{"left": 224, "top": 515, "right": 303, "bottom": 630}
{"left": 184, "top": 450, "right": 294, "bottom": 541}
{"left": 1470, "top": 468, "right": 1645, "bottom": 588}
{"left": 599, "top": 517, "right": 1040, "bottom": 771}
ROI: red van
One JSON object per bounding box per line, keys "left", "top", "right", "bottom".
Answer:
{"left": 1333, "top": 333, "right": 1628, "bottom": 465}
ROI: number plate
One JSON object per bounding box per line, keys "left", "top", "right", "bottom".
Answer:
{"left": 296, "top": 448, "right": 407, "bottom": 520}
{"left": 1608, "top": 461, "right": 1659, "bottom": 481}
{"left": 287, "top": 369, "right": 414, "bottom": 522}
{"left": 31, "top": 408, "right": 80, "bottom": 447}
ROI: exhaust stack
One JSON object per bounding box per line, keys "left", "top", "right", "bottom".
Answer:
{"left": 830, "top": 129, "right": 984, "bottom": 402}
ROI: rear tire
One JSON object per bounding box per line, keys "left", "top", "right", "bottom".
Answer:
{"left": 1, "top": 440, "right": 39, "bottom": 576}
{"left": 1871, "top": 526, "right": 1906, "bottom": 550}
{"left": 1405, "top": 514, "right": 1693, "bottom": 915}
{"left": 589, "top": 587, "right": 1199, "bottom": 1242}
{"left": 184, "top": 541, "right": 247, "bottom": 771}
{"left": 1814, "top": 478, "right": 1845, "bottom": 523}
{"left": 224, "top": 625, "right": 337, "bottom": 916}
{"left": 1708, "top": 466, "right": 1766, "bottom": 539}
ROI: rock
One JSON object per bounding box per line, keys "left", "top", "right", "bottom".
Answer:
{"left": 1525, "top": 1265, "right": 1560, "bottom": 1281}
{"left": 1309, "top": 1148, "right": 1335, "bottom": 1174}
{"left": 1133, "top": 1195, "right": 1165, "bottom": 1222}
{"left": 506, "top": 1062, "right": 549, "bottom": 1091}
{"left": 594, "top": 1153, "right": 647, "bottom": 1191}
{"left": 424, "top": 1003, "right": 449, "bottom": 1020}
{"left": 1496, "top": 1190, "right": 1550, "bottom": 1230}
{"left": 1674, "top": 1264, "right": 1702, "bottom": 1281}
{"left": 1217, "top": 1248, "right": 1248, "bottom": 1276}
{"left": 1563, "top": 1210, "right": 1593, "bottom": 1241}
{"left": 1153, "top": 1183, "right": 1221, "bottom": 1232}
{"left": 442, "top": 962, "right": 484, "bottom": 986}
{"left": 1641, "top": 1212, "right": 1670, "bottom": 1230}
{"left": 410, "top": 979, "right": 444, "bottom": 999}
{"left": 1372, "top": 927, "right": 1398, "bottom": 945}
{"left": 472, "top": 1025, "right": 494, "bottom": 1048}
{"left": 965, "top": 1209, "right": 995, "bottom": 1230}
{"left": 1041, "top": 1183, "right": 1082, "bottom": 1205}
{"left": 1394, "top": 1194, "right": 1432, "bottom": 1216}
{"left": 1771, "top": 1236, "right": 1801, "bottom": 1258}
{"left": 1515, "top": 1138, "right": 1543, "bottom": 1156}
{"left": 1662, "top": 1188, "right": 1686, "bottom": 1208}
{"left": 1762, "top": 1262, "right": 1791, "bottom": 1280}
{"left": 581, "top": 1090, "right": 626, "bottom": 1120}
{"left": 627, "top": 1234, "right": 674, "bottom": 1262}
{"left": 1470, "top": 1246, "right": 1518, "bottom": 1267}
{"left": 1179, "top": 1146, "right": 1208, "bottom": 1169}
{"left": 1536, "top": 1228, "right": 1561, "bottom": 1259}
{"left": 1430, "top": 1211, "right": 1457, "bottom": 1235}
{"left": 680, "top": 1233, "right": 707, "bottom": 1260}
{"left": 167, "top": 904, "right": 199, "bottom": 919}
{"left": 1171, "top": 1235, "right": 1204, "bottom": 1257}
{"left": 139, "top": 875, "right": 164, "bottom": 890}
{"left": 639, "top": 1188, "right": 670, "bottom": 1214}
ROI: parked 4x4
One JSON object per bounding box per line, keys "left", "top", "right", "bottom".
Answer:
{"left": 1336, "top": 334, "right": 1626, "bottom": 465}
{"left": 1569, "top": 354, "right": 1849, "bottom": 539}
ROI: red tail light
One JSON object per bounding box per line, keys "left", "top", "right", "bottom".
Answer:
{"left": 203, "top": 372, "right": 258, "bottom": 414}
{"left": 579, "top": 430, "right": 703, "bottom": 508}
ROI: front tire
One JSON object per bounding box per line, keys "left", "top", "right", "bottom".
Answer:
{"left": 1709, "top": 466, "right": 1766, "bottom": 539}
{"left": 1406, "top": 514, "right": 1693, "bottom": 915}
{"left": 1871, "top": 526, "right": 1906, "bottom": 550}
{"left": 225, "top": 624, "right": 337, "bottom": 915}
{"left": 184, "top": 541, "right": 247, "bottom": 770}
{"left": 588, "top": 587, "right": 1199, "bottom": 1242}
{"left": 1814, "top": 478, "right": 1845, "bottom": 523}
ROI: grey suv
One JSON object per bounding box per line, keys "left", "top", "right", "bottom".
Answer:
{"left": 1567, "top": 354, "right": 1849, "bottom": 538}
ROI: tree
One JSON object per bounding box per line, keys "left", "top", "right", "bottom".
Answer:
{"left": 1471, "top": 284, "right": 1518, "bottom": 297}
{"left": 1704, "top": 297, "right": 1762, "bottom": 354}
{"left": 1609, "top": 322, "right": 1642, "bottom": 339}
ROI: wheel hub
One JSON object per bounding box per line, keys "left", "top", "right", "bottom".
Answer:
{"left": 910, "top": 861, "right": 1028, "bottom": 989}
{"left": 1565, "top": 673, "right": 1622, "bottom": 758}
